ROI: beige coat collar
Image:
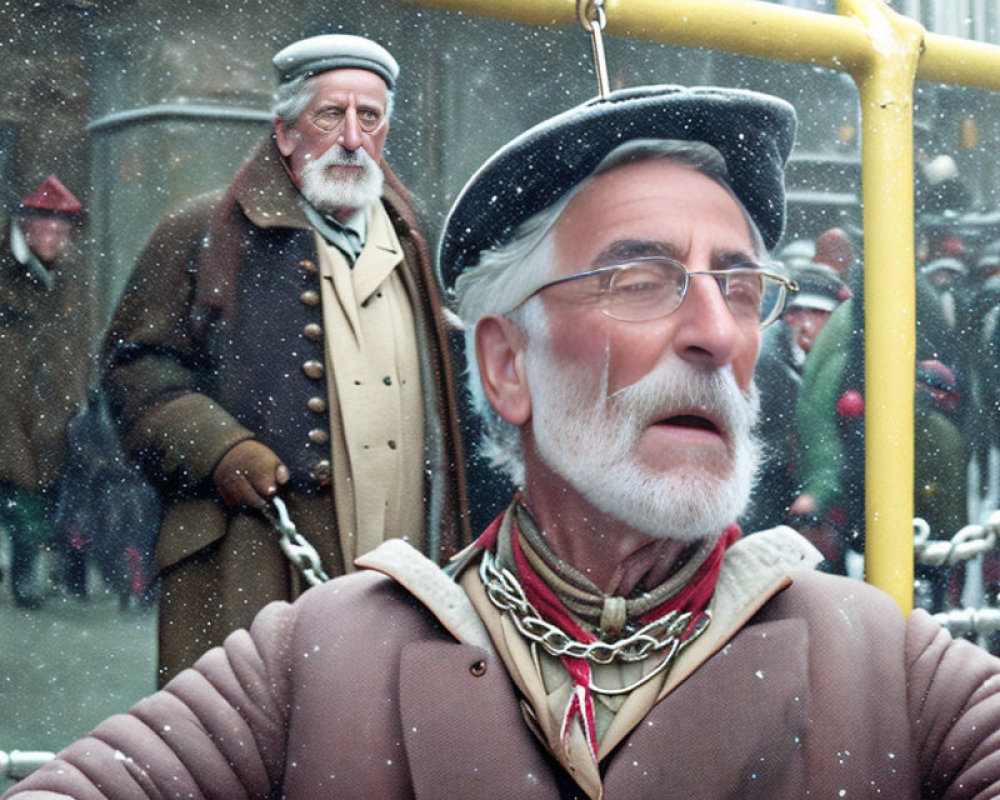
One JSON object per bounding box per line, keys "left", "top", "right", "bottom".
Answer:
{"left": 358, "top": 525, "right": 821, "bottom": 668}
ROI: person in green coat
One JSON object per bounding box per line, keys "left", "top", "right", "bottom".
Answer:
{"left": 792, "top": 265, "right": 968, "bottom": 605}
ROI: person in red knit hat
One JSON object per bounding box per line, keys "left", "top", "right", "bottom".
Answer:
{"left": 0, "top": 175, "right": 91, "bottom": 608}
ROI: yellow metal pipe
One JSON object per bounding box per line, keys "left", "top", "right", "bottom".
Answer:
{"left": 599, "top": 0, "right": 871, "bottom": 74}
{"left": 413, "top": 0, "right": 1000, "bottom": 90}
{"left": 840, "top": 0, "right": 923, "bottom": 614}
{"left": 919, "top": 32, "right": 1000, "bottom": 91}
{"left": 411, "top": 0, "right": 1000, "bottom": 611}
{"left": 409, "top": 0, "right": 873, "bottom": 72}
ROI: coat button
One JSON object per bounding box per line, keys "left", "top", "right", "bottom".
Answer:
{"left": 300, "top": 259, "right": 318, "bottom": 274}
{"left": 307, "top": 396, "right": 327, "bottom": 414}
{"left": 302, "top": 360, "right": 324, "bottom": 379}
{"left": 300, "top": 289, "right": 320, "bottom": 307}
{"left": 303, "top": 322, "right": 323, "bottom": 342}
{"left": 470, "top": 660, "right": 487, "bottom": 677}
{"left": 310, "top": 459, "right": 332, "bottom": 485}
{"left": 309, "top": 428, "right": 329, "bottom": 445}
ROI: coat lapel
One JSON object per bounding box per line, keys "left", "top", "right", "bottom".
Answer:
{"left": 361, "top": 541, "right": 561, "bottom": 797}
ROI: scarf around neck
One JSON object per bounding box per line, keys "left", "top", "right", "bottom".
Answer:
{"left": 476, "top": 500, "right": 740, "bottom": 760}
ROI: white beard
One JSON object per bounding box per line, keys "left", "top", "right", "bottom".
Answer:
{"left": 299, "top": 144, "right": 384, "bottom": 214}
{"left": 524, "top": 333, "right": 761, "bottom": 542}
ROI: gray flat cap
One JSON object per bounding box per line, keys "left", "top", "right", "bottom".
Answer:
{"left": 789, "top": 263, "right": 848, "bottom": 312}
{"left": 273, "top": 34, "right": 399, "bottom": 89}
{"left": 439, "top": 84, "right": 797, "bottom": 289}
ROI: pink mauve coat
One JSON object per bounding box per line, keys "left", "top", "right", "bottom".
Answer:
{"left": 6, "top": 544, "right": 1000, "bottom": 799}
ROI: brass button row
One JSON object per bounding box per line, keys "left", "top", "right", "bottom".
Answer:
{"left": 302, "top": 262, "right": 330, "bottom": 489}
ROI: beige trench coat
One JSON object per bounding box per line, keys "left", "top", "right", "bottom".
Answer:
{"left": 104, "top": 137, "right": 470, "bottom": 682}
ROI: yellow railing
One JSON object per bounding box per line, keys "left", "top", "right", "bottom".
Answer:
{"left": 411, "top": 0, "right": 1000, "bottom": 613}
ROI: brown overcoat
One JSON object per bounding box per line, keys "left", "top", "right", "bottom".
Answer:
{"left": 103, "top": 136, "right": 469, "bottom": 682}
{"left": 7, "top": 535, "right": 1000, "bottom": 799}
{"left": 0, "top": 230, "right": 93, "bottom": 491}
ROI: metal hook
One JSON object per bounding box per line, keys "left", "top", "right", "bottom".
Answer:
{"left": 577, "top": 0, "right": 611, "bottom": 98}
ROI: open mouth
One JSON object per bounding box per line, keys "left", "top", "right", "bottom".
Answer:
{"left": 658, "top": 414, "right": 721, "bottom": 434}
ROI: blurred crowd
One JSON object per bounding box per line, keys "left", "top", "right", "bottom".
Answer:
{"left": 742, "top": 206, "right": 1000, "bottom": 620}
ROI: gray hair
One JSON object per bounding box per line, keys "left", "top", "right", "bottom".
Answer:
{"left": 454, "top": 138, "right": 768, "bottom": 485}
{"left": 272, "top": 73, "right": 395, "bottom": 126}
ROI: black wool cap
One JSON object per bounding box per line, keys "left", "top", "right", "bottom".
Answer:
{"left": 439, "top": 84, "right": 797, "bottom": 289}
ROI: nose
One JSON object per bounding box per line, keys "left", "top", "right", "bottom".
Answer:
{"left": 338, "top": 106, "right": 364, "bottom": 151}
{"left": 669, "top": 273, "right": 745, "bottom": 369}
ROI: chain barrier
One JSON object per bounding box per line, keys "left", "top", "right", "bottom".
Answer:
{"left": 262, "top": 497, "right": 331, "bottom": 587}
{"left": 933, "top": 607, "right": 1000, "bottom": 638}
{"left": 7, "top": 505, "right": 1000, "bottom": 782}
{"left": 914, "top": 511, "right": 1000, "bottom": 566}
{"left": 260, "top": 497, "right": 1000, "bottom": 631}
{"left": 913, "top": 511, "right": 1000, "bottom": 635}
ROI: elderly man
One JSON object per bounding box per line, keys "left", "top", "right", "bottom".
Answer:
{"left": 103, "top": 34, "right": 468, "bottom": 683}
{"left": 11, "top": 85, "right": 1000, "bottom": 799}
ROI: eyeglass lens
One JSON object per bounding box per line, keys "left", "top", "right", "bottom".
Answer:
{"left": 603, "top": 260, "right": 784, "bottom": 325}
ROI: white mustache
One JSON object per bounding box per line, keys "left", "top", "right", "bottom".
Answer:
{"left": 607, "top": 359, "right": 759, "bottom": 449}
{"left": 311, "top": 144, "right": 376, "bottom": 170}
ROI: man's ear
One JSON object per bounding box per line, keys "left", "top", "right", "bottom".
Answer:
{"left": 274, "top": 118, "right": 295, "bottom": 158}
{"left": 475, "top": 314, "right": 531, "bottom": 426}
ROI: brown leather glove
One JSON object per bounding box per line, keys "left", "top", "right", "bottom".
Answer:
{"left": 212, "top": 440, "right": 290, "bottom": 509}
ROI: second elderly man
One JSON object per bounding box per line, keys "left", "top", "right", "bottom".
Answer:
{"left": 104, "top": 34, "right": 469, "bottom": 683}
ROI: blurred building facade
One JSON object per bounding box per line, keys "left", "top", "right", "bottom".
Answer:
{"left": 0, "top": 0, "right": 997, "bottom": 324}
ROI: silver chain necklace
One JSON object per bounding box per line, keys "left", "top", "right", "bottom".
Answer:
{"left": 479, "top": 550, "right": 711, "bottom": 694}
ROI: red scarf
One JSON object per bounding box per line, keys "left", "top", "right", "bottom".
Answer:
{"left": 476, "top": 509, "right": 739, "bottom": 760}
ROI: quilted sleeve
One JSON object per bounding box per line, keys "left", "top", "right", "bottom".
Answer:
{"left": 906, "top": 608, "right": 1000, "bottom": 799}
{"left": 1, "top": 600, "right": 296, "bottom": 800}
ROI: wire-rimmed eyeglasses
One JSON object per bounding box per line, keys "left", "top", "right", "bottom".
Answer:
{"left": 309, "top": 104, "right": 387, "bottom": 136}
{"left": 520, "top": 257, "right": 799, "bottom": 328}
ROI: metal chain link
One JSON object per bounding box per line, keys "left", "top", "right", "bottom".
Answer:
{"left": 263, "top": 497, "right": 331, "bottom": 586}
{"left": 913, "top": 511, "right": 1000, "bottom": 567}
{"left": 934, "top": 607, "right": 1000, "bottom": 637}
{"left": 479, "top": 550, "right": 709, "bottom": 665}
{"left": 915, "top": 510, "right": 1000, "bottom": 635}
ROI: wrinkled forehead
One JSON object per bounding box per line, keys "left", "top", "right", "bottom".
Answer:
{"left": 307, "top": 68, "right": 389, "bottom": 105}
{"left": 549, "top": 155, "right": 766, "bottom": 266}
